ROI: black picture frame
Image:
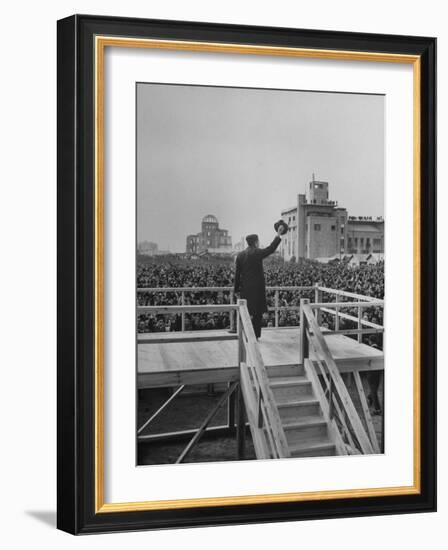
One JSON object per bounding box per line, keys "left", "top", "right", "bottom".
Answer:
{"left": 57, "top": 14, "right": 436, "bottom": 535}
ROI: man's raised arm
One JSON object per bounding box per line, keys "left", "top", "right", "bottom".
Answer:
{"left": 258, "top": 234, "right": 282, "bottom": 259}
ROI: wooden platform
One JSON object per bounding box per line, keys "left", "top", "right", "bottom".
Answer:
{"left": 138, "top": 328, "right": 383, "bottom": 388}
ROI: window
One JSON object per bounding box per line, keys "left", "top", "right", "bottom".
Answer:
{"left": 314, "top": 224, "right": 321, "bottom": 231}
{"left": 293, "top": 216, "right": 296, "bottom": 221}
{"left": 331, "top": 225, "right": 336, "bottom": 231}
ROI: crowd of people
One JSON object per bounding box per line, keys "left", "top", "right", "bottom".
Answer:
{"left": 136, "top": 258, "right": 384, "bottom": 344}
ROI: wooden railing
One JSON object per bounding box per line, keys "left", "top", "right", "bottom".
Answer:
{"left": 137, "top": 284, "right": 382, "bottom": 339}
{"left": 300, "top": 298, "right": 375, "bottom": 454}
{"left": 313, "top": 286, "right": 384, "bottom": 343}
{"left": 236, "top": 299, "right": 290, "bottom": 459}
{"left": 138, "top": 287, "right": 237, "bottom": 331}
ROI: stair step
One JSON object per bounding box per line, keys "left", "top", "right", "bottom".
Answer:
{"left": 278, "top": 399, "right": 322, "bottom": 421}
{"left": 269, "top": 376, "right": 308, "bottom": 386}
{"left": 283, "top": 416, "right": 327, "bottom": 428}
{"left": 290, "top": 441, "right": 337, "bottom": 458}
{"left": 266, "top": 364, "right": 304, "bottom": 378}
{"left": 269, "top": 376, "right": 308, "bottom": 385}
{"left": 284, "top": 419, "right": 328, "bottom": 446}
{"left": 270, "top": 379, "right": 313, "bottom": 402}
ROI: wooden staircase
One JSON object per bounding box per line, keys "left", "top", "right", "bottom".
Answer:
{"left": 267, "top": 363, "right": 345, "bottom": 458}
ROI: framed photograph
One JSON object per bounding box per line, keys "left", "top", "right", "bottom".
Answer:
{"left": 57, "top": 15, "right": 436, "bottom": 534}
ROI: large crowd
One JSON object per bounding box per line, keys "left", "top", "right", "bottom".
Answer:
{"left": 136, "top": 258, "right": 384, "bottom": 345}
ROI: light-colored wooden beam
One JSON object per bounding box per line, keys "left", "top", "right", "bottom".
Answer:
{"left": 353, "top": 372, "right": 381, "bottom": 454}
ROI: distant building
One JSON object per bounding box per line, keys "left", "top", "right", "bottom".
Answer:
{"left": 346, "top": 217, "right": 385, "bottom": 254}
{"left": 315, "top": 253, "right": 384, "bottom": 265}
{"left": 137, "top": 241, "right": 159, "bottom": 256}
{"left": 186, "top": 215, "right": 232, "bottom": 255}
{"left": 280, "top": 176, "right": 384, "bottom": 261}
{"left": 280, "top": 177, "right": 348, "bottom": 261}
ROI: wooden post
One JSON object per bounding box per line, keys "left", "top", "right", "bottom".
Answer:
{"left": 299, "top": 298, "right": 310, "bottom": 365}
{"left": 381, "top": 372, "right": 385, "bottom": 453}
{"left": 357, "top": 305, "right": 363, "bottom": 342}
{"left": 227, "top": 382, "right": 236, "bottom": 431}
{"left": 335, "top": 306, "right": 340, "bottom": 331}
{"left": 236, "top": 382, "right": 246, "bottom": 459}
{"left": 353, "top": 371, "right": 380, "bottom": 453}
{"left": 329, "top": 378, "right": 334, "bottom": 419}
{"left": 314, "top": 284, "right": 322, "bottom": 324}
{"left": 274, "top": 290, "right": 279, "bottom": 328}
{"left": 237, "top": 299, "right": 246, "bottom": 365}
{"left": 229, "top": 290, "right": 235, "bottom": 332}
{"left": 236, "top": 300, "right": 245, "bottom": 457}
{"left": 181, "top": 291, "right": 185, "bottom": 332}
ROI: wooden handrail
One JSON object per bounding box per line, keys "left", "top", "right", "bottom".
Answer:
{"left": 301, "top": 300, "right": 374, "bottom": 454}
{"left": 320, "top": 307, "right": 383, "bottom": 329}
{"left": 237, "top": 299, "right": 290, "bottom": 459}
{"left": 137, "top": 286, "right": 234, "bottom": 292}
{"left": 137, "top": 285, "right": 315, "bottom": 292}
{"left": 316, "top": 286, "right": 384, "bottom": 304}
{"left": 136, "top": 286, "right": 384, "bottom": 337}
{"left": 310, "top": 301, "right": 384, "bottom": 309}
{"left": 136, "top": 304, "right": 238, "bottom": 314}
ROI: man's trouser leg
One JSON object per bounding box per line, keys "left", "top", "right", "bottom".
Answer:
{"left": 251, "top": 312, "right": 262, "bottom": 339}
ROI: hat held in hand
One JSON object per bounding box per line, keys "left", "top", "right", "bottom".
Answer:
{"left": 274, "top": 219, "right": 289, "bottom": 235}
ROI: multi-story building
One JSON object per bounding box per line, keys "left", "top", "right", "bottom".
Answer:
{"left": 280, "top": 178, "right": 348, "bottom": 261}
{"left": 280, "top": 177, "right": 384, "bottom": 261}
{"left": 346, "top": 217, "right": 385, "bottom": 254}
{"left": 137, "top": 240, "right": 159, "bottom": 256}
{"left": 186, "top": 215, "right": 232, "bottom": 255}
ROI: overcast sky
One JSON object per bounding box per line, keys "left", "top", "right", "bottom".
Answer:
{"left": 137, "top": 83, "right": 384, "bottom": 252}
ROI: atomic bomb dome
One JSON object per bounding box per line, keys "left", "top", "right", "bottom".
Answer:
{"left": 186, "top": 215, "right": 232, "bottom": 255}
{"left": 202, "top": 214, "right": 218, "bottom": 224}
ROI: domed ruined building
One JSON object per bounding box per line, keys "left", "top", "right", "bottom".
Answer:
{"left": 186, "top": 215, "right": 232, "bottom": 255}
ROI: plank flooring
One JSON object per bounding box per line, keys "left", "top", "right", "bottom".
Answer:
{"left": 138, "top": 328, "right": 383, "bottom": 388}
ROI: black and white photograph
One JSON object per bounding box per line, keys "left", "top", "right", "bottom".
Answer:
{"left": 52, "top": 11, "right": 436, "bottom": 536}
{"left": 136, "top": 83, "right": 385, "bottom": 465}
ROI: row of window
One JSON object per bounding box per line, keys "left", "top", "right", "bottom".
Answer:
{"left": 313, "top": 224, "right": 344, "bottom": 234}
{"left": 347, "top": 237, "right": 382, "bottom": 248}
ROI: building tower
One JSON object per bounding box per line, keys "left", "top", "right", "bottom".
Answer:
{"left": 309, "top": 175, "right": 330, "bottom": 205}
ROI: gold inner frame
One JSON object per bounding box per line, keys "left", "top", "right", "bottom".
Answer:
{"left": 94, "top": 36, "right": 421, "bottom": 514}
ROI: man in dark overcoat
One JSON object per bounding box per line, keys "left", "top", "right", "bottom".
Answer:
{"left": 234, "top": 227, "right": 285, "bottom": 339}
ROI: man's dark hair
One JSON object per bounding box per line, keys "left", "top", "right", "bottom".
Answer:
{"left": 246, "top": 234, "right": 258, "bottom": 247}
